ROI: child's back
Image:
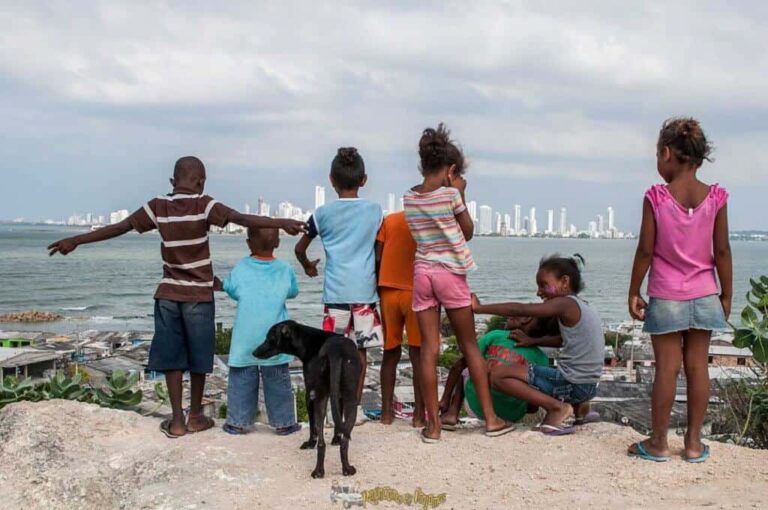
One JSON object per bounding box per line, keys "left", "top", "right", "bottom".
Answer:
{"left": 556, "top": 295, "right": 603, "bottom": 385}
{"left": 311, "top": 198, "right": 382, "bottom": 304}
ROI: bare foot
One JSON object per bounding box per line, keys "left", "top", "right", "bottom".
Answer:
{"left": 187, "top": 414, "right": 215, "bottom": 433}
{"left": 411, "top": 417, "right": 427, "bottom": 428}
{"left": 440, "top": 411, "right": 458, "bottom": 428}
{"left": 628, "top": 438, "right": 670, "bottom": 458}
{"left": 168, "top": 417, "right": 186, "bottom": 437}
{"left": 380, "top": 412, "right": 394, "bottom": 425}
{"left": 422, "top": 422, "right": 441, "bottom": 442}
{"left": 541, "top": 403, "right": 574, "bottom": 428}
{"left": 485, "top": 415, "right": 514, "bottom": 433}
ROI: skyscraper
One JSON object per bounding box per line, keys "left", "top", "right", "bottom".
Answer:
{"left": 244, "top": 203, "right": 251, "bottom": 215}
{"left": 513, "top": 204, "right": 521, "bottom": 235}
{"left": 503, "top": 213, "right": 511, "bottom": 236}
{"left": 387, "top": 193, "right": 395, "bottom": 214}
{"left": 559, "top": 207, "right": 567, "bottom": 236}
{"left": 597, "top": 214, "right": 604, "bottom": 234}
{"left": 315, "top": 186, "right": 326, "bottom": 210}
{"left": 529, "top": 207, "right": 538, "bottom": 236}
{"left": 479, "top": 205, "right": 493, "bottom": 235}
{"left": 546, "top": 209, "right": 554, "bottom": 234}
{"left": 467, "top": 200, "right": 478, "bottom": 221}
{"left": 607, "top": 206, "right": 615, "bottom": 231}
{"left": 398, "top": 197, "right": 404, "bottom": 212}
{"left": 495, "top": 212, "right": 502, "bottom": 234}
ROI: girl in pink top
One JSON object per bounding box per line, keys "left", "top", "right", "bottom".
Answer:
{"left": 627, "top": 118, "right": 732, "bottom": 464}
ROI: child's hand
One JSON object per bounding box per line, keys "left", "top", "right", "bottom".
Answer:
{"left": 47, "top": 238, "right": 78, "bottom": 256}
{"left": 470, "top": 293, "right": 481, "bottom": 312}
{"left": 719, "top": 293, "right": 732, "bottom": 320}
{"left": 280, "top": 219, "right": 308, "bottom": 236}
{"left": 212, "top": 276, "right": 224, "bottom": 292}
{"left": 304, "top": 259, "right": 321, "bottom": 278}
{"left": 628, "top": 294, "right": 647, "bottom": 321}
{"left": 448, "top": 171, "right": 467, "bottom": 193}
{"left": 509, "top": 329, "right": 535, "bottom": 347}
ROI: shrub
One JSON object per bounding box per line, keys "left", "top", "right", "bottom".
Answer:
{"left": 295, "top": 387, "right": 309, "bottom": 423}
{"left": 215, "top": 327, "right": 233, "bottom": 356}
{"left": 485, "top": 315, "right": 507, "bottom": 333}
{"left": 93, "top": 369, "right": 143, "bottom": 410}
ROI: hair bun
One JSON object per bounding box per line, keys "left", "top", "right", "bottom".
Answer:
{"left": 571, "top": 253, "right": 586, "bottom": 272}
{"left": 336, "top": 147, "right": 359, "bottom": 165}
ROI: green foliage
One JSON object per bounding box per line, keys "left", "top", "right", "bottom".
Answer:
{"left": 604, "top": 331, "right": 633, "bottom": 347}
{"left": 47, "top": 370, "right": 91, "bottom": 401}
{"left": 485, "top": 315, "right": 507, "bottom": 333}
{"left": 0, "top": 375, "right": 45, "bottom": 408}
{"left": 295, "top": 387, "right": 309, "bottom": 423}
{"left": 438, "top": 336, "right": 461, "bottom": 369}
{"left": 93, "top": 369, "right": 143, "bottom": 410}
{"left": 218, "top": 402, "right": 228, "bottom": 419}
{"left": 141, "top": 381, "right": 170, "bottom": 416}
{"left": 215, "top": 327, "right": 233, "bottom": 356}
{"left": 731, "top": 276, "right": 768, "bottom": 364}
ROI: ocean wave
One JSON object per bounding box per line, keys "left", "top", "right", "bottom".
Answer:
{"left": 61, "top": 306, "right": 90, "bottom": 311}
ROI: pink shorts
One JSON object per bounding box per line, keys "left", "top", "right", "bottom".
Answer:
{"left": 412, "top": 262, "right": 471, "bottom": 312}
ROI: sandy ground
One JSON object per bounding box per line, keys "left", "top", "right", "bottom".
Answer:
{"left": 1, "top": 400, "right": 767, "bottom": 510}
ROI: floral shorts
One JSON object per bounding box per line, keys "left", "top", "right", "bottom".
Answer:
{"left": 323, "top": 304, "right": 384, "bottom": 349}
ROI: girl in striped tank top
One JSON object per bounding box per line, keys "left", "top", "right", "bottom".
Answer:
{"left": 404, "top": 124, "right": 515, "bottom": 442}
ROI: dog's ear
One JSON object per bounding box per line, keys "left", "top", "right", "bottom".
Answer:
{"left": 279, "top": 322, "right": 291, "bottom": 338}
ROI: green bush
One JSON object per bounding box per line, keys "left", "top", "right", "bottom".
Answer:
{"left": 295, "top": 387, "right": 309, "bottom": 423}
{"left": 93, "top": 369, "right": 143, "bottom": 410}
{"left": 604, "top": 331, "right": 632, "bottom": 347}
{"left": 218, "top": 402, "right": 228, "bottom": 419}
{"left": 215, "top": 327, "right": 233, "bottom": 356}
{"left": 485, "top": 315, "right": 507, "bottom": 333}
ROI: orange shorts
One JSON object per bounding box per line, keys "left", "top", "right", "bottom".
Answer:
{"left": 379, "top": 287, "right": 422, "bottom": 349}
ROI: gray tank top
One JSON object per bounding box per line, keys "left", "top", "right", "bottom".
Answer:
{"left": 557, "top": 295, "right": 604, "bottom": 384}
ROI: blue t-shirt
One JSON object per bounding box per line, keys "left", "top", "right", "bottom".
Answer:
{"left": 309, "top": 198, "right": 382, "bottom": 304}
{"left": 223, "top": 257, "right": 298, "bottom": 367}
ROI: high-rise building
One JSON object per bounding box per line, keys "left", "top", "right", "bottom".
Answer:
{"left": 495, "top": 212, "right": 502, "bottom": 234}
{"left": 588, "top": 221, "right": 598, "bottom": 236}
{"left": 244, "top": 203, "right": 251, "bottom": 215}
{"left": 467, "top": 201, "right": 477, "bottom": 221}
{"left": 398, "top": 197, "right": 404, "bottom": 212}
{"left": 597, "top": 214, "right": 604, "bottom": 234}
{"left": 503, "top": 214, "right": 511, "bottom": 236}
{"left": 109, "top": 209, "right": 129, "bottom": 225}
{"left": 569, "top": 224, "right": 577, "bottom": 237}
{"left": 387, "top": 193, "right": 395, "bottom": 214}
{"left": 546, "top": 209, "right": 554, "bottom": 234}
{"left": 529, "top": 207, "right": 538, "bottom": 236}
{"left": 277, "top": 201, "right": 293, "bottom": 219}
{"left": 315, "top": 186, "right": 326, "bottom": 210}
{"left": 607, "top": 206, "right": 615, "bottom": 231}
{"left": 479, "top": 205, "right": 493, "bottom": 235}
{"left": 523, "top": 216, "right": 530, "bottom": 235}
{"left": 559, "top": 207, "right": 567, "bottom": 235}
{"left": 513, "top": 204, "right": 521, "bottom": 235}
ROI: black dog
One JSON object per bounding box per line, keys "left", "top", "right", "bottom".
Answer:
{"left": 254, "top": 320, "right": 361, "bottom": 479}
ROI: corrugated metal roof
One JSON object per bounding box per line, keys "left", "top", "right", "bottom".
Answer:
{"left": 0, "top": 347, "right": 62, "bottom": 367}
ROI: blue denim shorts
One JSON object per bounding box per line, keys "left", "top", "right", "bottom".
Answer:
{"left": 643, "top": 294, "right": 728, "bottom": 335}
{"left": 148, "top": 299, "right": 215, "bottom": 374}
{"left": 227, "top": 364, "right": 296, "bottom": 429}
{"left": 527, "top": 365, "right": 598, "bottom": 405}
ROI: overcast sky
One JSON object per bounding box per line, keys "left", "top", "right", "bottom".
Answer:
{"left": 2, "top": 1, "right": 767, "bottom": 231}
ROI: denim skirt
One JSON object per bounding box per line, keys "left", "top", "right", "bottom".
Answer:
{"left": 643, "top": 294, "right": 728, "bottom": 335}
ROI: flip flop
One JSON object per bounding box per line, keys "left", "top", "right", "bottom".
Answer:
{"left": 222, "top": 423, "right": 246, "bottom": 435}
{"left": 540, "top": 424, "right": 576, "bottom": 436}
{"left": 684, "top": 444, "right": 710, "bottom": 464}
{"left": 628, "top": 442, "right": 671, "bottom": 462}
{"left": 159, "top": 419, "right": 185, "bottom": 439}
{"left": 187, "top": 415, "right": 215, "bottom": 434}
{"left": 441, "top": 422, "right": 459, "bottom": 431}
{"left": 574, "top": 411, "right": 601, "bottom": 426}
{"left": 485, "top": 422, "right": 516, "bottom": 437}
{"left": 421, "top": 429, "right": 440, "bottom": 444}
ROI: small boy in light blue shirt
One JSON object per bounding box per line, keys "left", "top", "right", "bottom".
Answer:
{"left": 215, "top": 227, "right": 301, "bottom": 435}
{"left": 295, "top": 147, "right": 383, "bottom": 421}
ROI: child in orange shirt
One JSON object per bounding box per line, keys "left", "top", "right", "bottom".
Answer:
{"left": 376, "top": 211, "right": 425, "bottom": 427}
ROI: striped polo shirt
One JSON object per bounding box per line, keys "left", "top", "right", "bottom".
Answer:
{"left": 403, "top": 186, "right": 476, "bottom": 274}
{"left": 128, "top": 191, "right": 235, "bottom": 302}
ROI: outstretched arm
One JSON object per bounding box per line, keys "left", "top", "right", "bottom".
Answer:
{"left": 627, "top": 198, "right": 655, "bottom": 320}
{"left": 228, "top": 211, "right": 306, "bottom": 235}
{"left": 713, "top": 204, "right": 732, "bottom": 319}
{"left": 48, "top": 219, "right": 133, "bottom": 256}
{"left": 472, "top": 293, "right": 580, "bottom": 326}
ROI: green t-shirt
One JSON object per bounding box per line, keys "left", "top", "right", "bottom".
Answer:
{"left": 464, "top": 329, "right": 549, "bottom": 422}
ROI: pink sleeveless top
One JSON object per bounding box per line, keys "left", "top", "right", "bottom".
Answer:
{"left": 645, "top": 184, "right": 728, "bottom": 300}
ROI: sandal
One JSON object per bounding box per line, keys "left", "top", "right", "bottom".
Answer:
{"left": 485, "top": 422, "right": 516, "bottom": 437}
{"left": 187, "top": 415, "right": 215, "bottom": 434}
{"left": 540, "top": 424, "right": 576, "bottom": 436}
{"left": 628, "top": 442, "right": 671, "bottom": 462}
{"left": 160, "top": 419, "right": 185, "bottom": 439}
{"left": 420, "top": 428, "right": 440, "bottom": 444}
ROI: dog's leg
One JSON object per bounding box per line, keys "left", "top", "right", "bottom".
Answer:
{"left": 340, "top": 398, "right": 357, "bottom": 476}
{"left": 311, "top": 393, "right": 328, "bottom": 479}
{"left": 331, "top": 397, "right": 343, "bottom": 446}
{"left": 301, "top": 390, "right": 317, "bottom": 449}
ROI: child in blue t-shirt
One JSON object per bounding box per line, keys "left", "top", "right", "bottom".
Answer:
{"left": 295, "top": 147, "right": 384, "bottom": 418}
{"left": 215, "top": 227, "right": 301, "bottom": 435}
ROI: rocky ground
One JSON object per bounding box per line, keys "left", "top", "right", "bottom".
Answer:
{"left": 0, "top": 310, "right": 63, "bottom": 322}
{"left": 1, "top": 400, "right": 766, "bottom": 509}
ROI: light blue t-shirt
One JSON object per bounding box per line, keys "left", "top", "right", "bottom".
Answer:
{"left": 312, "top": 198, "right": 383, "bottom": 304}
{"left": 223, "top": 257, "right": 298, "bottom": 367}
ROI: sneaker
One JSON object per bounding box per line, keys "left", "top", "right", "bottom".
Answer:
{"left": 275, "top": 423, "right": 302, "bottom": 436}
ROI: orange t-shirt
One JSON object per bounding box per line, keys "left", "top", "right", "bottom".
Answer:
{"left": 376, "top": 211, "right": 416, "bottom": 291}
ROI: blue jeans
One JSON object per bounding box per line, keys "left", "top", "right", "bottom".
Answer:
{"left": 527, "top": 365, "right": 598, "bottom": 405}
{"left": 148, "top": 299, "right": 215, "bottom": 374}
{"left": 226, "top": 364, "right": 296, "bottom": 429}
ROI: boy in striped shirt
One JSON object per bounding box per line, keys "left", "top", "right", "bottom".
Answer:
{"left": 48, "top": 156, "right": 306, "bottom": 438}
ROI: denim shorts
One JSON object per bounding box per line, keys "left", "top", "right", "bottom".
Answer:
{"left": 148, "top": 299, "right": 215, "bottom": 374}
{"left": 527, "top": 365, "right": 598, "bottom": 405}
{"left": 643, "top": 294, "right": 728, "bottom": 335}
{"left": 226, "top": 364, "right": 296, "bottom": 429}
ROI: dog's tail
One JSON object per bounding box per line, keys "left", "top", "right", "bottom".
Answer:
{"left": 329, "top": 354, "right": 343, "bottom": 428}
